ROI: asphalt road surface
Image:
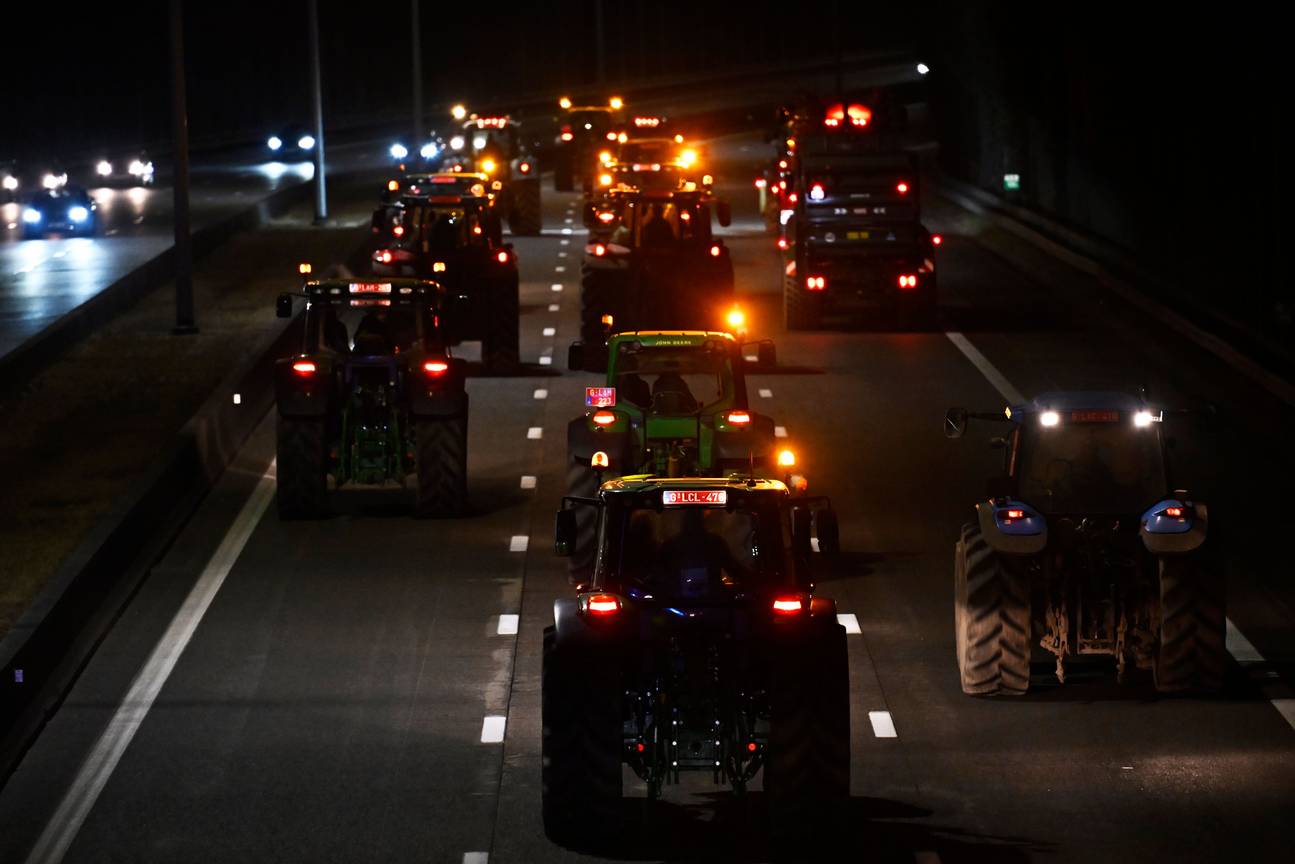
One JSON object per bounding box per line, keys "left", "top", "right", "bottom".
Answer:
{"left": 1, "top": 131, "right": 1292, "bottom": 864}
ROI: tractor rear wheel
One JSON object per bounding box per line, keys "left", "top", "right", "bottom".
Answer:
{"left": 276, "top": 417, "right": 327, "bottom": 520}
{"left": 954, "top": 522, "right": 1032, "bottom": 695}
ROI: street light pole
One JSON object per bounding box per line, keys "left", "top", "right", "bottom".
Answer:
{"left": 169, "top": 0, "right": 196, "bottom": 334}
{"left": 411, "top": 0, "right": 423, "bottom": 149}
{"left": 595, "top": 0, "right": 606, "bottom": 87}
{"left": 307, "top": 0, "right": 328, "bottom": 223}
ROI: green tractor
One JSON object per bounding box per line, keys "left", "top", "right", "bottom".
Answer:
{"left": 565, "top": 330, "right": 785, "bottom": 579}
{"left": 273, "top": 278, "right": 468, "bottom": 519}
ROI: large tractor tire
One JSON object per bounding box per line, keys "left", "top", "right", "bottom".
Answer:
{"left": 507, "top": 180, "right": 543, "bottom": 236}
{"left": 954, "top": 522, "right": 1032, "bottom": 695}
{"left": 482, "top": 277, "right": 520, "bottom": 372}
{"left": 565, "top": 459, "right": 601, "bottom": 583}
{"left": 783, "top": 270, "right": 821, "bottom": 331}
{"left": 413, "top": 411, "right": 467, "bottom": 517}
{"left": 766, "top": 620, "right": 850, "bottom": 839}
{"left": 541, "top": 627, "right": 623, "bottom": 844}
{"left": 276, "top": 417, "right": 327, "bottom": 520}
{"left": 1155, "top": 552, "right": 1226, "bottom": 693}
{"left": 579, "top": 268, "right": 624, "bottom": 347}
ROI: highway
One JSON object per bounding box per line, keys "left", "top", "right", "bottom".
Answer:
{"left": 0, "top": 130, "right": 1293, "bottom": 864}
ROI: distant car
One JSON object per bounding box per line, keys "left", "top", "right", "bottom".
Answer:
{"left": 266, "top": 125, "right": 316, "bottom": 157}
{"left": 21, "top": 185, "right": 97, "bottom": 238}
{"left": 93, "top": 151, "right": 155, "bottom": 187}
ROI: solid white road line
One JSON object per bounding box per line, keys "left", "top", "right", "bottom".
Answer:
{"left": 543, "top": 327, "right": 556, "bottom": 337}
{"left": 944, "top": 331, "right": 1025, "bottom": 404}
{"left": 480, "top": 716, "right": 507, "bottom": 743}
{"left": 497, "top": 614, "right": 520, "bottom": 636}
{"left": 520, "top": 476, "right": 537, "bottom": 490}
{"left": 774, "top": 426, "right": 787, "bottom": 438}
{"left": 950, "top": 330, "right": 1295, "bottom": 733}
{"left": 758, "top": 388, "right": 773, "bottom": 398}
{"left": 868, "top": 710, "right": 898, "bottom": 738}
{"left": 533, "top": 389, "right": 548, "bottom": 399}
{"left": 837, "top": 613, "right": 862, "bottom": 635}
{"left": 25, "top": 464, "right": 276, "bottom": 864}
{"left": 527, "top": 427, "right": 543, "bottom": 440}
{"left": 509, "top": 535, "right": 529, "bottom": 552}
{"left": 463, "top": 853, "right": 489, "bottom": 864}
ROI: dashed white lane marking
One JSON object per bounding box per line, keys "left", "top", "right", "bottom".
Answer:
{"left": 548, "top": 303, "right": 560, "bottom": 312}
{"left": 560, "top": 238, "right": 570, "bottom": 246}
{"left": 520, "top": 475, "right": 537, "bottom": 490}
{"left": 554, "top": 265, "right": 566, "bottom": 273}
{"left": 944, "top": 331, "right": 1025, "bottom": 404}
{"left": 464, "top": 852, "right": 489, "bottom": 864}
{"left": 509, "top": 535, "right": 529, "bottom": 552}
{"left": 952, "top": 330, "right": 1295, "bottom": 734}
{"left": 564, "top": 217, "right": 573, "bottom": 224}
{"left": 539, "top": 356, "right": 553, "bottom": 366}
{"left": 557, "top": 251, "right": 568, "bottom": 258}
{"left": 759, "top": 388, "right": 773, "bottom": 398}
{"left": 868, "top": 710, "right": 898, "bottom": 738}
{"left": 837, "top": 613, "right": 862, "bottom": 635}
{"left": 533, "top": 388, "right": 548, "bottom": 399}
{"left": 543, "top": 327, "right": 556, "bottom": 337}
{"left": 774, "top": 426, "right": 788, "bottom": 438}
{"left": 106, "top": 228, "right": 118, "bottom": 236}
{"left": 550, "top": 283, "right": 563, "bottom": 292}
{"left": 480, "top": 716, "right": 507, "bottom": 743}
{"left": 810, "top": 537, "right": 820, "bottom": 553}
{"left": 497, "top": 614, "right": 520, "bottom": 636}
{"left": 527, "top": 426, "right": 543, "bottom": 440}
{"left": 24, "top": 463, "right": 277, "bottom": 864}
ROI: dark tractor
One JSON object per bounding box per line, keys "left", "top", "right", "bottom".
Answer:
{"left": 543, "top": 477, "right": 845, "bottom": 846}
{"left": 370, "top": 175, "right": 520, "bottom": 371}
{"left": 579, "top": 188, "right": 734, "bottom": 347}
{"left": 443, "top": 115, "right": 542, "bottom": 235}
{"left": 552, "top": 97, "right": 625, "bottom": 192}
{"left": 564, "top": 330, "right": 782, "bottom": 582}
{"left": 273, "top": 279, "right": 468, "bottom": 520}
{"left": 945, "top": 391, "right": 1225, "bottom": 695}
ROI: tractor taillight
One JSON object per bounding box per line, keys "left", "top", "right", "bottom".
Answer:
{"left": 423, "top": 360, "right": 449, "bottom": 375}
{"left": 592, "top": 243, "right": 607, "bottom": 257}
{"left": 1003, "top": 509, "right": 1025, "bottom": 520}
{"left": 592, "top": 410, "right": 617, "bottom": 426}
{"left": 496, "top": 250, "right": 509, "bottom": 264}
{"left": 376, "top": 250, "right": 393, "bottom": 264}
{"left": 777, "top": 237, "right": 788, "bottom": 250}
{"left": 772, "top": 596, "right": 804, "bottom": 615}
{"left": 896, "top": 181, "right": 909, "bottom": 194}
{"left": 1163, "top": 506, "right": 1185, "bottom": 518}
{"left": 806, "top": 275, "right": 826, "bottom": 291}
{"left": 292, "top": 361, "right": 316, "bottom": 375}
{"left": 726, "top": 411, "right": 751, "bottom": 425}
{"left": 932, "top": 234, "right": 943, "bottom": 245}
{"left": 586, "top": 593, "right": 620, "bottom": 615}
{"left": 519, "top": 162, "right": 531, "bottom": 173}
{"left": 898, "top": 274, "right": 918, "bottom": 289}
{"left": 392, "top": 225, "right": 404, "bottom": 237}
{"left": 709, "top": 244, "right": 721, "bottom": 257}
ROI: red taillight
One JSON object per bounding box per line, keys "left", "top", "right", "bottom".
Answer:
{"left": 898, "top": 274, "right": 918, "bottom": 289}
{"left": 896, "top": 181, "right": 909, "bottom": 195}
{"left": 746, "top": 741, "right": 758, "bottom": 752}
{"left": 392, "top": 224, "right": 405, "bottom": 237}
{"left": 605, "top": 131, "right": 617, "bottom": 141}
{"left": 519, "top": 162, "right": 531, "bottom": 173}
{"left": 586, "top": 593, "right": 620, "bottom": 615}
{"left": 726, "top": 410, "right": 751, "bottom": 425}
{"left": 754, "top": 178, "right": 766, "bottom": 189}
{"left": 423, "top": 360, "right": 449, "bottom": 375}
{"left": 709, "top": 244, "right": 721, "bottom": 257}
{"left": 592, "top": 410, "right": 617, "bottom": 426}
{"left": 806, "top": 275, "right": 826, "bottom": 291}
{"left": 592, "top": 243, "right": 607, "bottom": 257}
{"left": 809, "top": 183, "right": 825, "bottom": 200}
{"left": 292, "top": 360, "right": 316, "bottom": 375}
{"left": 932, "top": 234, "right": 943, "bottom": 245}
{"left": 496, "top": 250, "right": 509, "bottom": 264}
{"left": 787, "top": 192, "right": 798, "bottom": 203}
{"left": 772, "top": 596, "right": 804, "bottom": 615}
{"left": 1164, "top": 506, "right": 1185, "bottom": 518}
{"left": 777, "top": 237, "right": 788, "bottom": 250}
{"left": 560, "top": 131, "right": 574, "bottom": 141}
{"left": 1003, "top": 509, "right": 1025, "bottom": 520}
{"left": 376, "top": 249, "right": 394, "bottom": 264}
{"left": 596, "top": 210, "right": 615, "bottom": 223}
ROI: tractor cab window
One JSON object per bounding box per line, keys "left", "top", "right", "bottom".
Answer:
{"left": 613, "top": 344, "right": 731, "bottom": 412}
{"left": 1016, "top": 419, "right": 1167, "bottom": 515}
{"left": 406, "top": 204, "right": 468, "bottom": 250}
{"left": 305, "top": 301, "right": 436, "bottom": 358}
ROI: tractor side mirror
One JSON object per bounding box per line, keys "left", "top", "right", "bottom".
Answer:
{"left": 567, "top": 341, "right": 585, "bottom": 372}
{"left": 944, "top": 407, "right": 968, "bottom": 439}
{"left": 757, "top": 341, "right": 776, "bottom": 368}
{"left": 554, "top": 509, "right": 578, "bottom": 557}
{"left": 276, "top": 293, "right": 294, "bottom": 319}
{"left": 716, "top": 200, "right": 732, "bottom": 227}
{"left": 813, "top": 508, "right": 840, "bottom": 555}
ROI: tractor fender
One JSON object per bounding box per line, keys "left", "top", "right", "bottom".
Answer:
{"left": 1140, "top": 499, "right": 1207, "bottom": 555}
{"left": 552, "top": 596, "right": 634, "bottom": 649}
{"left": 714, "top": 414, "right": 776, "bottom": 465}
{"left": 274, "top": 356, "right": 335, "bottom": 418}
{"left": 975, "top": 500, "right": 1047, "bottom": 556}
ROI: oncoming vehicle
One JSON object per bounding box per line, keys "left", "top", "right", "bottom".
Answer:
{"left": 580, "top": 188, "right": 734, "bottom": 347}
{"left": 564, "top": 330, "right": 781, "bottom": 580}
{"left": 945, "top": 392, "right": 1225, "bottom": 695}
{"left": 93, "top": 151, "right": 155, "bottom": 187}
{"left": 273, "top": 278, "right": 468, "bottom": 519}
{"left": 370, "top": 174, "right": 519, "bottom": 370}
{"left": 543, "top": 477, "right": 845, "bottom": 844}
{"left": 266, "top": 125, "right": 316, "bottom": 156}
{"left": 21, "top": 185, "right": 96, "bottom": 238}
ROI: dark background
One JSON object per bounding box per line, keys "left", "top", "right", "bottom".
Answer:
{"left": 1, "top": 1, "right": 1287, "bottom": 331}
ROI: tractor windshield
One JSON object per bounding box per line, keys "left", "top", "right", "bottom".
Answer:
{"left": 612, "top": 343, "right": 732, "bottom": 412}
{"left": 1016, "top": 420, "right": 1167, "bottom": 515}
{"left": 305, "top": 301, "right": 436, "bottom": 357}
{"left": 599, "top": 498, "right": 788, "bottom": 600}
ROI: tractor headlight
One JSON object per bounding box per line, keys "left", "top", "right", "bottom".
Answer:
{"left": 450, "top": 135, "right": 465, "bottom": 151}
{"left": 297, "top": 135, "right": 316, "bottom": 150}
{"left": 389, "top": 143, "right": 409, "bottom": 159}
{"left": 96, "top": 160, "right": 113, "bottom": 177}
{"left": 419, "top": 142, "right": 438, "bottom": 159}
{"left": 1039, "top": 410, "right": 1060, "bottom": 427}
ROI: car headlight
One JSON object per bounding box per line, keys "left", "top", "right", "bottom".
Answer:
{"left": 128, "top": 159, "right": 151, "bottom": 176}
{"left": 69, "top": 205, "right": 89, "bottom": 223}
{"left": 96, "top": 160, "right": 113, "bottom": 176}
{"left": 450, "top": 135, "right": 465, "bottom": 151}
{"left": 42, "top": 173, "right": 65, "bottom": 189}
{"left": 267, "top": 135, "right": 283, "bottom": 151}
{"left": 2, "top": 176, "right": 17, "bottom": 191}
{"left": 389, "top": 143, "right": 409, "bottom": 159}
{"left": 22, "top": 208, "right": 42, "bottom": 224}
{"left": 297, "top": 135, "right": 316, "bottom": 150}
{"left": 419, "top": 142, "right": 437, "bottom": 159}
